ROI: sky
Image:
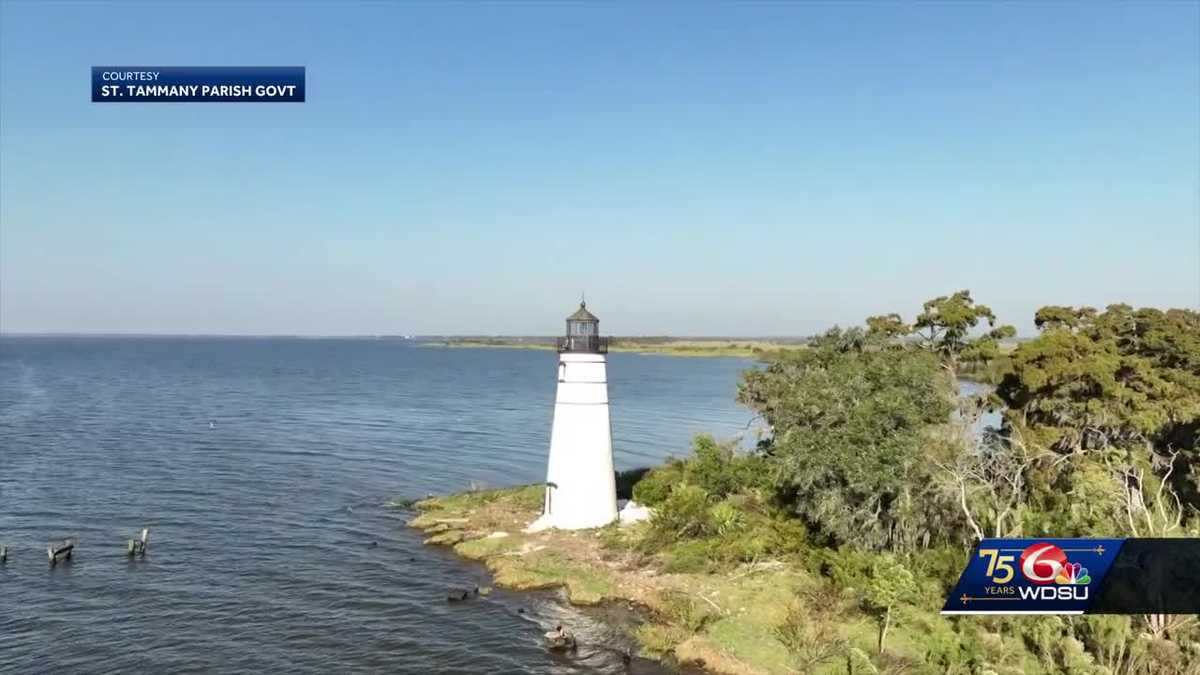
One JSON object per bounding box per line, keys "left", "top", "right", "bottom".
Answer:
{"left": 1, "top": 2, "right": 1197, "bottom": 336}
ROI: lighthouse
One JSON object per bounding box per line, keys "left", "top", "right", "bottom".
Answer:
{"left": 528, "top": 301, "right": 617, "bottom": 531}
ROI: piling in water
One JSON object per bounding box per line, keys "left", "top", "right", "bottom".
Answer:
{"left": 127, "top": 527, "right": 149, "bottom": 557}
{"left": 47, "top": 539, "right": 74, "bottom": 566}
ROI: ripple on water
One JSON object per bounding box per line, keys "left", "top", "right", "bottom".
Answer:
{"left": 0, "top": 338, "right": 754, "bottom": 673}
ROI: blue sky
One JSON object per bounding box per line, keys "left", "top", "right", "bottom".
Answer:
{"left": 1, "top": 1, "right": 1197, "bottom": 335}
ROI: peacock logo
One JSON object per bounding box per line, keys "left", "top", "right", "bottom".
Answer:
{"left": 1020, "top": 543, "right": 1090, "bottom": 585}
{"left": 1055, "top": 562, "right": 1091, "bottom": 585}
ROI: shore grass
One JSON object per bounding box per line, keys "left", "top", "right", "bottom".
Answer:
{"left": 406, "top": 485, "right": 941, "bottom": 674}
{"left": 431, "top": 339, "right": 806, "bottom": 358}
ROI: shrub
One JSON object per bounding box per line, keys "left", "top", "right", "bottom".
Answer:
{"left": 906, "top": 546, "right": 972, "bottom": 605}
{"left": 916, "top": 615, "right": 982, "bottom": 672}
{"left": 661, "top": 539, "right": 717, "bottom": 573}
{"left": 817, "top": 546, "right": 875, "bottom": 593}
{"left": 760, "top": 515, "right": 809, "bottom": 556}
{"left": 633, "top": 623, "right": 689, "bottom": 658}
{"left": 632, "top": 460, "right": 687, "bottom": 506}
{"left": 686, "top": 434, "right": 772, "bottom": 497}
{"left": 863, "top": 555, "right": 917, "bottom": 654}
{"left": 708, "top": 500, "right": 744, "bottom": 536}
{"left": 645, "top": 484, "right": 711, "bottom": 546}
{"left": 1011, "top": 615, "right": 1067, "bottom": 668}
{"left": 658, "top": 589, "right": 716, "bottom": 632}
{"left": 775, "top": 600, "right": 847, "bottom": 671}
{"left": 632, "top": 435, "right": 768, "bottom": 508}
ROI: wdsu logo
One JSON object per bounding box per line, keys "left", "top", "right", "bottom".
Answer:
{"left": 984, "top": 543, "right": 1091, "bottom": 599}
{"left": 942, "top": 539, "right": 1121, "bottom": 615}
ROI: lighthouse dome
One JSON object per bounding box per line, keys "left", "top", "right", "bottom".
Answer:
{"left": 566, "top": 302, "right": 598, "bottom": 323}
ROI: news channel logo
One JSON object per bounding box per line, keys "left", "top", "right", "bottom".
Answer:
{"left": 942, "top": 538, "right": 1120, "bottom": 615}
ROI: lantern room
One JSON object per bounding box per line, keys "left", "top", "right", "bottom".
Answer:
{"left": 557, "top": 301, "right": 608, "bottom": 353}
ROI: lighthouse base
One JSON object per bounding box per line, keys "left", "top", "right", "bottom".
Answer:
{"left": 530, "top": 352, "right": 617, "bottom": 531}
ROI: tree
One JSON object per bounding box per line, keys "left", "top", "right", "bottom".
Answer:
{"left": 933, "top": 428, "right": 1045, "bottom": 541}
{"left": 866, "top": 313, "right": 910, "bottom": 340}
{"left": 1034, "top": 305, "right": 1098, "bottom": 332}
{"left": 913, "top": 290, "right": 1014, "bottom": 377}
{"left": 738, "top": 327, "right": 956, "bottom": 551}
{"left": 863, "top": 555, "right": 916, "bottom": 655}
{"left": 996, "top": 305, "right": 1199, "bottom": 465}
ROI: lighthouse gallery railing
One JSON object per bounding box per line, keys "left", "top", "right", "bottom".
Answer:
{"left": 556, "top": 336, "right": 609, "bottom": 353}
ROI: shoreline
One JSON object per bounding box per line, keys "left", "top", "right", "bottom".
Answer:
{"left": 426, "top": 339, "right": 807, "bottom": 359}
{"left": 405, "top": 485, "right": 817, "bottom": 674}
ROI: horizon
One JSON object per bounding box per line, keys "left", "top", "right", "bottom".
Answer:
{"left": 2, "top": 2, "right": 1198, "bottom": 336}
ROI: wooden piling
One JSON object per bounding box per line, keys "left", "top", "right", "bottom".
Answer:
{"left": 127, "top": 527, "right": 149, "bottom": 557}
{"left": 1, "top": 545, "right": 7, "bottom": 563}
{"left": 47, "top": 539, "right": 74, "bottom": 566}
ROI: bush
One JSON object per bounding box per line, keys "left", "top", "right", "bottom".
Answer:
{"left": 687, "top": 434, "right": 758, "bottom": 497}
{"left": 1013, "top": 616, "right": 1067, "bottom": 669}
{"left": 916, "top": 615, "right": 983, "bottom": 672}
{"left": 708, "top": 500, "right": 744, "bottom": 535}
{"left": 737, "top": 329, "right": 956, "bottom": 551}
{"left": 906, "top": 546, "right": 972, "bottom": 605}
{"left": 631, "top": 437, "right": 812, "bottom": 565}
{"left": 632, "top": 460, "right": 687, "bottom": 506}
{"left": 661, "top": 539, "right": 718, "bottom": 573}
{"left": 816, "top": 547, "right": 876, "bottom": 593}
{"left": 759, "top": 514, "right": 809, "bottom": 556}
{"left": 775, "top": 600, "right": 847, "bottom": 671}
{"left": 646, "top": 484, "right": 712, "bottom": 546}
{"left": 633, "top": 435, "right": 768, "bottom": 507}
{"left": 670, "top": 508, "right": 809, "bottom": 567}
{"left": 658, "top": 589, "right": 716, "bottom": 632}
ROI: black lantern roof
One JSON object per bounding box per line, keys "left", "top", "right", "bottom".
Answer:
{"left": 567, "top": 302, "right": 598, "bottom": 322}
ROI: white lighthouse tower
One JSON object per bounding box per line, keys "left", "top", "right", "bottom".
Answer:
{"left": 528, "top": 301, "right": 617, "bottom": 531}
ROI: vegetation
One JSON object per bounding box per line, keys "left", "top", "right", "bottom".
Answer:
{"left": 437, "top": 337, "right": 808, "bottom": 358}
{"left": 412, "top": 292, "right": 1200, "bottom": 674}
{"left": 738, "top": 327, "right": 954, "bottom": 551}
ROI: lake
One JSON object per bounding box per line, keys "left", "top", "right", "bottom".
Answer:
{"left": 0, "top": 338, "right": 755, "bottom": 674}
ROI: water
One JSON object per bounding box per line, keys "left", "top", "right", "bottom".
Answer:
{"left": 0, "top": 338, "right": 754, "bottom": 673}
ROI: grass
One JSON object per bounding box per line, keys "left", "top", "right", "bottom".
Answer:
{"left": 672, "top": 570, "right": 801, "bottom": 673}
{"left": 430, "top": 338, "right": 807, "bottom": 359}
{"left": 403, "top": 482, "right": 955, "bottom": 667}
{"left": 613, "top": 341, "right": 802, "bottom": 358}
{"left": 403, "top": 482, "right": 1099, "bottom": 672}
{"left": 494, "top": 551, "right": 618, "bottom": 604}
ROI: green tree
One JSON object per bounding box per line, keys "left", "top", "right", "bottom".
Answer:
{"left": 996, "top": 305, "right": 1199, "bottom": 459}
{"left": 738, "top": 327, "right": 956, "bottom": 551}
{"left": 914, "top": 290, "right": 1014, "bottom": 376}
{"left": 863, "top": 555, "right": 916, "bottom": 655}
{"left": 994, "top": 304, "right": 1200, "bottom": 536}
{"left": 866, "top": 313, "right": 911, "bottom": 340}
{"left": 1033, "top": 305, "right": 1098, "bottom": 332}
